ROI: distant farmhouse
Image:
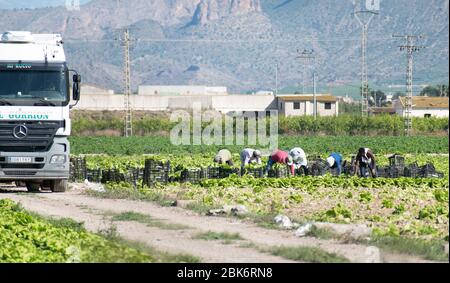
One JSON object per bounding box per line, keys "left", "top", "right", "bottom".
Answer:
{"left": 277, "top": 95, "right": 338, "bottom": 117}
{"left": 394, "top": 97, "right": 449, "bottom": 118}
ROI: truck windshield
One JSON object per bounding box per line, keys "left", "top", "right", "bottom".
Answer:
{"left": 0, "top": 70, "right": 68, "bottom": 106}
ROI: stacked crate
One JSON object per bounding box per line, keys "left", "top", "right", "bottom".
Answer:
{"left": 143, "top": 159, "right": 171, "bottom": 186}
{"left": 295, "top": 166, "right": 308, "bottom": 176}
{"left": 69, "top": 157, "right": 87, "bottom": 182}
{"left": 376, "top": 166, "right": 388, "bottom": 178}
{"left": 244, "top": 167, "right": 265, "bottom": 178}
{"left": 86, "top": 168, "right": 102, "bottom": 183}
{"left": 101, "top": 169, "right": 126, "bottom": 183}
{"left": 342, "top": 156, "right": 356, "bottom": 175}
{"left": 309, "top": 159, "right": 328, "bottom": 176}
{"left": 419, "top": 163, "right": 444, "bottom": 178}
{"left": 268, "top": 166, "right": 289, "bottom": 178}
{"left": 205, "top": 167, "right": 221, "bottom": 179}
{"left": 219, "top": 167, "right": 240, "bottom": 178}
{"left": 180, "top": 168, "right": 204, "bottom": 183}
{"left": 125, "top": 168, "right": 142, "bottom": 185}
{"left": 387, "top": 154, "right": 406, "bottom": 178}
{"left": 329, "top": 167, "right": 341, "bottom": 176}
{"left": 404, "top": 162, "right": 420, "bottom": 178}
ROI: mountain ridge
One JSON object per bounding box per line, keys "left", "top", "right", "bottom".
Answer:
{"left": 0, "top": 0, "right": 448, "bottom": 94}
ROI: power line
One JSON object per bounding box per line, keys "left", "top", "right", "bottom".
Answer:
{"left": 63, "top": 36, "right": 448, "bottom": 44}
{"left": 393, "top": 34, "right": 426, "bottom": 136}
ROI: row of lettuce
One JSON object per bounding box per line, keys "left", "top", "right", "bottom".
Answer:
{"left": 0, "top": 199, "right": 152, "bottom": 263}
{"left": 78, "top": 154, "right": 449, "bottom": 179}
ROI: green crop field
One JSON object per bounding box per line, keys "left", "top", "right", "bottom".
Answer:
{"left": 0, "top": 200, "right": 153, "bottom": 263}
{"left": 70, "top": 136, "right": 449, "bottom": 156}
{"left": 71, "top": 150, "right": 449, "bottom": 243}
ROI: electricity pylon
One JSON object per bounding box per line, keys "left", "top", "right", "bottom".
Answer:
{"left": 354, "top": 9, "right": 378, "bottom": 116}
{"left": 393, "top": 34, "right": 425, "bottom": 136}
{"left": 297, "top": 49, "right": 315, "bottom": 94}
{"left": 119, "top": 29, "right": 133, "bottom": 137}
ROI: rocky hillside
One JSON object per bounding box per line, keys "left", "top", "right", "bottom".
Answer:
{"left": 0, "top": 0, "right": 448, "bottom": 94}
{"left": 191, "top": 0, "right": 262, "bottom": 25}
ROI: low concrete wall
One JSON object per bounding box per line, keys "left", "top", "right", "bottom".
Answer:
{"left": 138, "top": 85, "right": 227, "bottom": 96}
{"left": 76, "top": 93, "right": 277, "bottom": 112}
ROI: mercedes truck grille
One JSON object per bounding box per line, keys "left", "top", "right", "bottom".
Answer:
{"left": 0, "top": 164, "right": 45, "bottom": 169}
{"left": 4, "top": 171, "right": 37, "bottom": 176}
{"left": 0, "top": 121, "right": 63, "bottom": 152}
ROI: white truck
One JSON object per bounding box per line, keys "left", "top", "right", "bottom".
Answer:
{"left": 0, "top": 31, "right": 81, "bottom": 192}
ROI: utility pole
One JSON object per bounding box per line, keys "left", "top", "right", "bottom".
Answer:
{"left": 297, "top": 49, "right": 315, "bottom": 94}
{"left": 354, "top": 9, "right": 378, "bottom": 117}
{"left": 119, "top": 29, "right": 133, "bottom": 137}
{"left": 393, "top": 34, "right": 425, "bottom": 136}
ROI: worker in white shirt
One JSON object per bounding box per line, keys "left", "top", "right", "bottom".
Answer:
{"left": 289, "top": 147, "right": 309, "bottom": 175}
{"left": 240, "top": 148, "right": 262, "bottom": 171}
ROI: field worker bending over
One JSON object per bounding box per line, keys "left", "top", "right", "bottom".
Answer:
{"left": 289, "top": 148, "right": 308, "bottom": 175}
{"left": 214, "top": 149, "right": 234, "bottom": 166}
{"left": 326, "top": 152, "right": 343, "bottom": 175}
{"left": 265, "top": 149, "right": 295, "bottom": 176}
{"left": 354, "top": 147, "right": 377, "bottom": 178}
{"left": 240, "top": 148, "right": 262, "bottom": 169}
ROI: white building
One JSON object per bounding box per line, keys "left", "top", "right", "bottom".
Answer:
{"left": 394, "top": 97, "right": 449, "bottom": 118}
{"left": 277, "top": 94, "right": 339, "bottom": 117}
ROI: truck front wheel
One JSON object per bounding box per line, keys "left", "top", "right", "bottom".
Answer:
{"left": 51, "top": 180, "right": 68, "bottom": 193}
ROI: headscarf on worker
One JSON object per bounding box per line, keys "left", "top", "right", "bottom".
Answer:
{"left": 326, "top": 152, "right": 343, "bottom": 175}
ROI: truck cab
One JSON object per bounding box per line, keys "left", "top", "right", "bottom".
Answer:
{"left": 0, "top": 31, "right": 80, "bottom": 192}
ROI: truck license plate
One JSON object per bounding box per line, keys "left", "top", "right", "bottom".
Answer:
{"left": 9, "top": 157, "right": 33, "bottom": 163}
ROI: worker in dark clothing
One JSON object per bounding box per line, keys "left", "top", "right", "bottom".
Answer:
{"left": 354, "top": 148, "right": 377, "bottom": 178}
{"left": 326, "top": 152, "right": 343, "bottom": 176}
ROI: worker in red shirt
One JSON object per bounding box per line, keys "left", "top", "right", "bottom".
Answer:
{"left": 265, "top": 149, "right": 295, "bottom": 176}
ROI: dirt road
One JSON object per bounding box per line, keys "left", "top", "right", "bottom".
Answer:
{"left": 0, "top": 183, "right": 436, "bottom": 263}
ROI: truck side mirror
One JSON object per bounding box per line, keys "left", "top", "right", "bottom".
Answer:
{"left": 72, "top": 74, "right": 81, "bottom": 101}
